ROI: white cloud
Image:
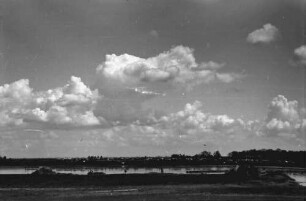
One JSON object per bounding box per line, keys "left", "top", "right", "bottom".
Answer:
{"left": 0, "top": 79, "right": 33, "bottom": 127}
{"left": 128, "top": 87, "right": 166, "bottom": 96}
{"left": 94, "top": 101, "right": 257, "bottom": 153}
{"left": 267, "top": 95, "right": 299, "bottom": 122}
{"left": 0, "top": 76, "right": 102, "bottom": 128}
{"left": 0, "top": 79, "right": 32, "bottom": 100}
{"left": 159, "top": 101, "right": 245, "bottom": 133}
{"left": 198, "top": 61, "right": 225, "bottom": 70}
{"left": 266, "top": 118, "right": 291, "bottom": 132}
{"left": 263, "top": 95, "right": 305, "bottom": 137}
{"left": 294, "top": 45, "right": 306, "bottom": 65}
{"left": 1, "top": 73, "right": 304, "bottom": 154}
{"left": 97, "top": 97, "right": 305, "bottom": 154}
{"left": 2, "top": 92, "right": 305, "bottom": 156}
{"left": 98, "top": 96, "right": 305, "bottom": 151}
{"left": 27, "top": 76, "right": 101, "bottom": 127}
{"left": 96, "top": 46, "right": 242, "bottom": 89}
{"left": 0, "top": 75, "right": 165, "bottom": 129}
{"left": 247, "top": 24, "right": 279, "bottom": 44}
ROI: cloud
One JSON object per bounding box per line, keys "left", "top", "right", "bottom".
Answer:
{"left": 198, "top": 61, "right": 225, "bottom": 70}
{"left": 94, "top": 101, "right": 258, "bottom": 153}
{"left": 101, "top": 96, "right": 305, "bottom": 151}
{"left": 96, "top": 46, "right": 243, "bottom": 90}
{"left": 0, "top": 79, "right": 33, "bottom": 127}
{"left": 25, "top": 76, "right": 102, "bottom": 127}
{"left": 1, "top": 75, "right": 304, "bottom": 148}
{"left": 0, "top": 76, "right": 102, "bottom": 128}
{"left": 247, "top": 24, "right": 279, "bottom": 44}
{"left": 74, "top": 100, "right": 252, "bottom": 152}
{"left": 0, "top": 74, "right": 165, "bottom": 130}
{"left": 98, "top": 96, "right": 305, "bottom": 154}
{"left": 158, "top": 101, "right": 245, "bottom": 133}
{"left": 2, "top": 92, "right": 305, "bottom": 156}
{"left": 0, "top": 79, "right": 32, "bottom": 100}
{"left": 0, "top": 112, "right": 24, "bottom": 127}
{"left": 294, "top": 45, "right": 306, "bottom": 65}
{"left": 127, "top": 87, "right": 166, "bottom": 96}
{"left": 94, "top": 46, "right": 237, "bottom": 126}
{"left": 263, "top": 95, "right": 305, "bottom": 137}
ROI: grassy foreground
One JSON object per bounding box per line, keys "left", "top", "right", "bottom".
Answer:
{"left": 0, "top": 184, "right": 305, "bottom": 201}
{"left": 0, "top": 170, "right": 301, "bottom": 187}
{"left": 0, "top": 174, "right": 242, "bottom": 187}
{"left": 0, "top": 172, "right": 304, "bottom": 201}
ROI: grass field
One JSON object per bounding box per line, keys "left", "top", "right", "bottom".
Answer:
{"left": 0, "top": 184, "right": 305, "bottom": 201}
{"left": 0, "top": 171, "right": 304, "bottom": 201}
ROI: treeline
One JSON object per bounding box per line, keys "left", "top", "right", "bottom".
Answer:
{"left": 228, "top": 149, "right": 305, "bottom": 167}
{"left": 0, "top": 149, "right": 305, "bottom": 168}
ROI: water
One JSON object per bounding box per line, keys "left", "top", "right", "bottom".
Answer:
{"left": 0, "top": 166, "right": 231, "bottom": 175}
{"left": 287, "top": 173, "right": 306, "bottom": 186}
{"left": 1, "top": 166, "right": 305, "bottom": 186}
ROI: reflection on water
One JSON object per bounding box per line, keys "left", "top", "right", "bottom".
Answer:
{"left": 0, "top": 167, "right": 35, "bottom": 175}
{"left": 287, "top": 173, "right": 306, "bottom": 186}
{"left": 0, "top": 166, "right": 231, "bottom": 175}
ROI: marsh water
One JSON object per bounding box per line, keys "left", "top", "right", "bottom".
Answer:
{"left": 287, "top": 173, "right": 306, "bottom": 186}
{"left": 0, "top": 166, "right": 231, "bottom": 175}
{"left": 0, "top": 166, "right": 305, "bottom": 186}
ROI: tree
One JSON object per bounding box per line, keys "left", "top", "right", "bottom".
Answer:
{"left": 199, "top": 151, "right": 212, "bottom": 158}
{"left": 213, "top": 151, "right": 221, "bottom": 159}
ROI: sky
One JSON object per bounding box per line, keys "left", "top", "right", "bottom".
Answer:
{"left": 0, "top": 0, "right": 305, "bottom": 158}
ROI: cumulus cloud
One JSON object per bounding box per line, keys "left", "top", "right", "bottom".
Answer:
{"left": 80, "top": 100, "right": 252, "bottom": 151}
{"left": 0, "top": 79, "right": 32, "bottom": 100}
{"left": 0, "top": 76, "right": 102, "bottom": 128}
{"left": 263, "top": 95, "right": 305, "bottom": 137}
{"left": 96, "top": 46, "right": 243, "bottom": 90}
{"left": 99, "top": 96, "right": 305, "bottom": 151}
{"left": 159, "top": 101, "right": 245, "bottom": 134}
{"left": 97, "top": 96, "right": 305, "bottom": 154}
{"left": 247, "top": 24, "right": 279, "bottom": 44}
{"left": 1, "top": 72, "right": 304, "bottom": 154}
{"left": 2, "top": 91, "right": 305, "bottom": 155}
{"left": 95, "top": 101, "right": 262, "bottom": 153}
{"left": 0, "top": 79, "right": 33, "bottom": 127}
{"left": 294, "top": 45, "right": 306, "bottom": 65}
{"left": 1, "top": 75, "right": 304, "bottom": 144}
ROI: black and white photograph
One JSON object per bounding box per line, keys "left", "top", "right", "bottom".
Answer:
{"left": 0, "top": 0, "right": 305, "bottom": 200}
